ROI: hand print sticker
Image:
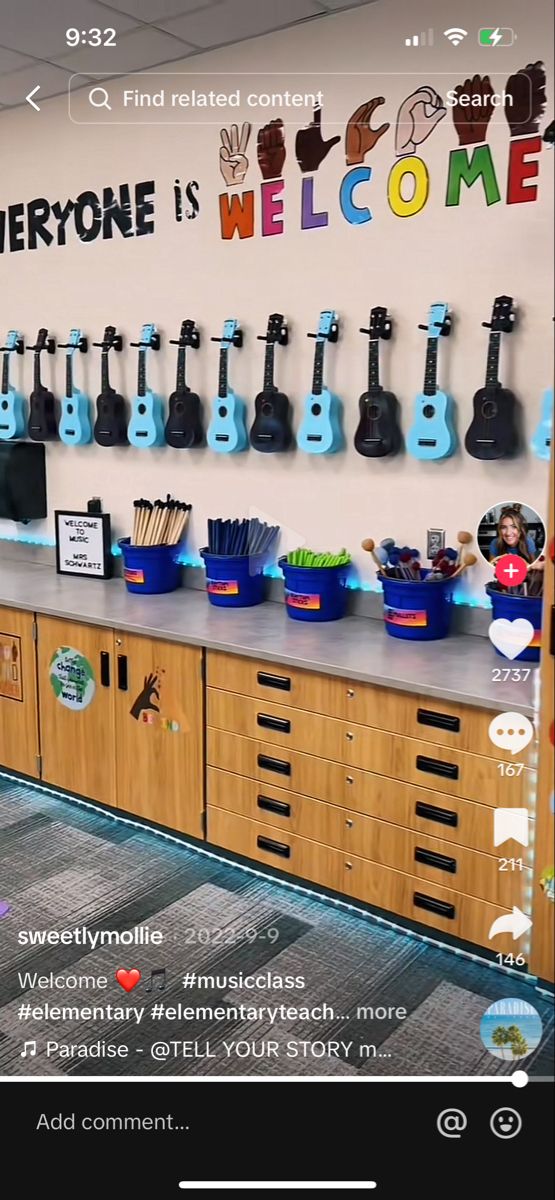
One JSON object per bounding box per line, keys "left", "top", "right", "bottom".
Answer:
{"left": 130, "top": 667, "right": 189, "bottom": 733}
{"left": 395, "top": 86, "right": 446, "bottom": 157}
{"left": 219, "top": 123, "right": 252, "bottom": 187}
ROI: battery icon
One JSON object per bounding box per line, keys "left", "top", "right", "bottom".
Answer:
{"left": 479, "top": 27, "right": 515, "bottom": 46}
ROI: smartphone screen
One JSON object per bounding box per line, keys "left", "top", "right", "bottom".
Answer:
{"left": 0, "top": 0, "right": 553, "bottom": 1193}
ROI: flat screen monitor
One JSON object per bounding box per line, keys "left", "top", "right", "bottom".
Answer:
{"left": 0, "top": 443, "right": 47, "bottom": 522}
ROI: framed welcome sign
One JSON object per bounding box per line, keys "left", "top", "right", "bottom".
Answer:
{"left": 55, "top": 510, "right": 112, "bottom": 580}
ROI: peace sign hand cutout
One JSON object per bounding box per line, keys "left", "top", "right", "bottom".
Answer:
{"left": 219, "top": 122, "right": 252, "bottom": 186}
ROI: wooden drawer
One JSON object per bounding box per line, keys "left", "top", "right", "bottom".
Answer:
{"left": 207, "top": 730, "right": 532, "bottom": 850}
{"left": 208, "top": 768, "right": 531, "bottom": 906}
{"left": 207, "top": 692, "right": 532, "bottom": 806}
{"left": 207, "top": 806, "right": 518, "bottom": 955}
{"left": 206, "top": 650, "right": 523, "bottom": 760}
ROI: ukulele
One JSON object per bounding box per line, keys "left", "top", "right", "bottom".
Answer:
{"left": 206, "top": 319, "right": 247, "bottom": 453}
{"left": 354, "top": 307, "right": 401, "bottom": 458}
{"left": 164, "top": 319, "right": 203, "bottom": 448}
{"left": 0, "top": 331, "right": 25, "bottom": 441}
{"left": 249, "top": 313, "right": 292, "bottom": 452}
{"left": 128, "top": 324, "right": 164, "bottom": 448}
{"left": 58, "top": 329, "right": 92, "bottom": 446}
{"left": 297, "top": 310, "right": 343, "bottom": 454}
{"left": 464, "top": 295, "right": 519, "bottom": 460}
{"left": 93, "top": 326, "right": 127, "bottom": 447}
{"left": 27, "top": 328, "right": 58, "bottom": 442}
{"left": 407, "top": 304, "right": 456, "bottom": 461}
{"left": 531, "top": 387, "right": 553, "bottom": 460}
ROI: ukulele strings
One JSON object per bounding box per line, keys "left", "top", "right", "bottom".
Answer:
{"left": 132, "top": 495, "right": 191, "bottom": 547}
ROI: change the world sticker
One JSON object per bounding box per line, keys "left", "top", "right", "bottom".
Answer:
{"left": 49, "top": 646, "right": 96, "bottom": 711}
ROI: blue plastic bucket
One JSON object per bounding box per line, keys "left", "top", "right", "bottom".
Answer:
{"left": 381, "top": 571, "right": 453, "bottom": 640}
{"left": 486, "top": 584, "right": 542, "bottom": 662}
{"left": 118, "top": 538, "right": 180, "bottom": 595}
{"left": 279, "top": 558, "right": 349, "bottom": 622}
{"left": 200, "top": 549, "right": 266, "bottom": 607}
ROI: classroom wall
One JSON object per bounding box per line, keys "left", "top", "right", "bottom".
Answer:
{"left": 0, "top": 0, "right": 553, "bottom": 601}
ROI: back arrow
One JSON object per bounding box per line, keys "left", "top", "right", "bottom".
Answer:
{"left": 26, "top": 86, "right": 41, "bottom": 111}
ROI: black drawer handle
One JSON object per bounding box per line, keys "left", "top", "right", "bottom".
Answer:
{"left": 415, "top": 847, "right": 457, "bottom": 874}
{"left": 257, "top": 754, "right": 291, "bottom": 777}
{"left": 417, "top": 707, "right": 460, "bottom": 733}
{"left": 257, "top": 795, "right": 291, "bottom": 817}
{"left": 415, "top": 801, "right": 458, "bottom": 828}
{"left": 257, "top": 713, "right": 291, "bottom": 734}
{"left": 257, "top": 835, "right": 291, "bottom": 858}
{"left": 100, "top": 651, "right": 110, "bottom": 688}
{"left": 416, "top": 754, "right": 459, "bottom": 781}
{"left": 257, "top": 671, "right": 291, "bottom": 692}
{"left": 117, "top": 654, "right": 128, "bottom": 692}
{"left": 413, "top": 892, "right": 456, "bottom": 919}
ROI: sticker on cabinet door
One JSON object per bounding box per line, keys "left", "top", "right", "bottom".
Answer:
{"left": 49, "top": 646, "right": 96, "bottom": 711}
{"left": 0, "top": 633, "right": 22, "bottom": 702}
{"left": 539, "top": 866, "right": 554, "bottom": 903}
{"left": 129, "top": 667, "right": 189, "bottom": 733}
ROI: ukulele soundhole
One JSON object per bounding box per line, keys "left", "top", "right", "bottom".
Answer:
{"left": 138, "top": 403, "right": 146, "bottom": 416}
{"left": 176, "top": 401, "right": 184, "bottom": 414}
{"left": 1, "top": 400, "right": 7, "bottom": 411}
{"left": 67, "top": 403, "right": 74, "bottom": 415}
{"left": 481, "top": 400, "right": 498, "bottom": 419}
{"left": 423, "top": 404, "right": 436, "bottom": 419}
{"left": 218, "top": 405, "right": 228, "bottom": 418}
{"left": 368, "top": 403, "right": 380, "bottom": 420}
{"left": 262, "top": 401, "right": 273, "bottom": 416}
{"left": 311, "top": 402, "right": 322, "bottom": 417}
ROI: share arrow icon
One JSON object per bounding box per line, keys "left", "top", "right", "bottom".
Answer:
{"left": 488, "top": 906, "right": 532, "bottom": 941}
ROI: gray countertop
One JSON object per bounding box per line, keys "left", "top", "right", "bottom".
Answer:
{"left": 0, "top": 559, "right": 537, "bottom": 714}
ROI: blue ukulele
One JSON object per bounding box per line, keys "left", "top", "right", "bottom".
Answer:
{"left": 407, "top": 303, "right": 457, "bottom": 461}
{"left": 297, "top": 310, "right": 343, "bottom": 454}
{"left": 128, "top": 324, "right": 164, "bottom": 448}
{"left": 58, "top": 329, "right": 92, "bottom": 445}
{"left": 0, "top": 331, "right": 26, "bottom": 441}
{"left": 531, "top": 387, "right": 553, "bottom": 460}
{"left": 206, "top": 319, "right": 247, "bottom": 453}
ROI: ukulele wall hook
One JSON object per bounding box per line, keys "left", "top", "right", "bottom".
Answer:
{"left": 130, "top": 330, "right": 161, "bottom": 351}
{"left": 418, "top": 315, "right": 451, "bottom": 337}
{"left": 26, "top": 331, "right": 56, "bottom": 355}
{"left": 58, "top": 335, "right": 88, "bottom": 353}
{"left": 0, "top": 335, "right": 24, "bottom": 354}
{"left": 210, "top": 328, "right": 243, "bottom": 348}
{"left": 92, "top": 329, "right": 124, "bottom": 352}
{"left": 307, "top": 319, "right": 338, "bottom": 343}
{"left": 170, "top": 328, "right": 200, "bottom": 350}
{"left": 359, "top": 317, "right": 392, "bottom": 341}
{"left": 257, "top": 319, "right": 288, "bottom": 346}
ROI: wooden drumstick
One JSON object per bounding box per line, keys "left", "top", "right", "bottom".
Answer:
{"left": 456, "top": 530, "right": 473, "bottom": 566}
{"left": 361, "top": 537, "right": 385, "bottom": 571}
{"left": 451, "top": 552, "right": 477, "bottom": 579}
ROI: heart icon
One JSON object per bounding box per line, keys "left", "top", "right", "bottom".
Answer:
{"left": 488, "top": 618, "right": 534, "bottom": 660}
{"left": 115, "top": 968, "right": 141, "bottom": 993}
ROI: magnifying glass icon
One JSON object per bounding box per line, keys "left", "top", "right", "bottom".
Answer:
{"left": 88, "top": 86, "right": 111, "bottom": 110}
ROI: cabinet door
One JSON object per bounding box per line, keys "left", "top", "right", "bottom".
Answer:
{"left": 36, "top": 616, "right": 116, "bottom": 806}
{"left": 0, "top": 606, "right": 39, "bottom": 778}
{"left": 114, "top": 632, "right": 204, "bottom": 837}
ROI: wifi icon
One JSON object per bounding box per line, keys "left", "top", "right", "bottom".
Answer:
{"left": 444, "top": 27, "right": 468, "bottom": 45}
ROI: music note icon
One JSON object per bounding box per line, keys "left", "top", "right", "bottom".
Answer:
{"left": 21, "top": 1040, "right": 37, "bottom": 1058}
{"left": 145, "top": 968, "right": 166, "bottom": 993}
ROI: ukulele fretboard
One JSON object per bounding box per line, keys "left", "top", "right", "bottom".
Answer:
{"left": 176, "top": 348, "right": 186, "bottom": 394}
{"left": 263, "top": 343, "right": 276, "bottom": 392}
{"left": 1, "top": 354, "right": 9, "bottom": 395}
{"left": 218, "top": 348, "right": 228, "bottom": 399}
{"left": 312, "top": 342, "right": 325, "bottom": 396}
{"left": 423, "top": 339, "right": 438, "bottom": 396}
{"left": 485, "top": 331, "right": 501, "bottom": 388}
{"left": 368, "top": 339, "right": 380, "bottom": 392}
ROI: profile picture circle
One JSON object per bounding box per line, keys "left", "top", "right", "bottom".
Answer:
{"left": 480, "top": 998, "right": 543, "bottom": 1061}
{"left": 477, "top": 501, "right": 545, "bottom": 565}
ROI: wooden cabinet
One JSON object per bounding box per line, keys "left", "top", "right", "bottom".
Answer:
{"left": 36, "top": 618, "right": 204, "bottom": 834}
{"left": 36, "top": 616, "right": 116, "bottom": 806}
{"left": 113, "top": 632, "right": 203, "bottom": 837}
{"left": 0, "top": 605, "right": 39, "bottom": 778}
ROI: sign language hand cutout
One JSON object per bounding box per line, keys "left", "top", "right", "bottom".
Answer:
{"left": 345, "top": 98, "right": 390, "bottom": 164}
{"left": 295, "top": 107, "right": 340, "bottom": 172}
{"left": 219, "top": 122, "right": 252, "bottom": 186}
{"left": 395, "top": 86, "right": 446, "bottom": 157}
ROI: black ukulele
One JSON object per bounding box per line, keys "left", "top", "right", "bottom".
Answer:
{"left": 464, "top": 295, "right": 519, "bottom": 460}
{"left": 164, "top": 319, "right": 203, "bottom": 448}
{"left": 249, "top": 313, "right": 292, "bottom": 452}
{"left": 354, "top": 306, "right": 401, "bottom": 457}
{"left": 93, "top": 326, "right": 127, "bottom": 447}
{"left": 27, "top": 329, "right": 57, "bottom": 442}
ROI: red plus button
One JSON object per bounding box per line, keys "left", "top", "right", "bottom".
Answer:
{"left": 495, "top": 554, "right": 528, "bottom": 586}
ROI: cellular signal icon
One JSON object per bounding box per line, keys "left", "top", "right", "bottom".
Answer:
{"left": 405, "top": 29, "right": 434, "bottom": 47}
{"left": 444, "top": 27, "right": 468, "bottom": 46}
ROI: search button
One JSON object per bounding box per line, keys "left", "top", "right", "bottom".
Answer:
{"left": 89, "top": 86, "right": 111, "bottom": 110}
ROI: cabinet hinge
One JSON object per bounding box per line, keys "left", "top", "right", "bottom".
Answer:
{"left": 32, "top": 621, "right": 38, "bottom": 643}
{"left": 36, "top": 754, "right": 42, "bottom": 777}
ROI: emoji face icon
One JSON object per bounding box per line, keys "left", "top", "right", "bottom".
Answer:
{"left": 488, "top": 711, "right": 534, "bottom": 756}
